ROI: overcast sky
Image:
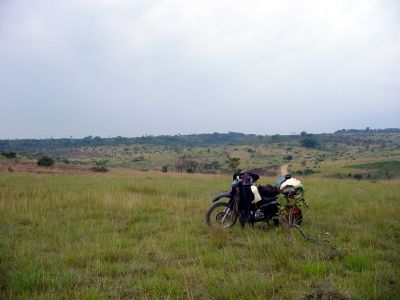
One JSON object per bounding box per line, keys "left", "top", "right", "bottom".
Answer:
{"left": 0, "top": 0, "right": 399, "bottom": 138}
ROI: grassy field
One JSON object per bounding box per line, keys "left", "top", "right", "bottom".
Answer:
{"left": 0, "top": 171, "right": 399, "bottom": 299}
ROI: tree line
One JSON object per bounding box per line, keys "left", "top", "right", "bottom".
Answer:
{"left": 1, "top": 128, "right": 398, "bottom": 153}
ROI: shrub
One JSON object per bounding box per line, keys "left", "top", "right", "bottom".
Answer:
{"left": 303, "top": 168, "right": 317, "bottom": 175}
{"left": 91, "top": 165, "right": 108, "bottom": 172}
{"left": 132, "top": 155, "right": 145, "bottom": 162}
{"left": 91, "top": 160, "right": 108, "bottom": 172}
{"left": 37, "top": 156, "right": 54, "bottom": 166}
{"left": 1, "top": 151, "right": 16, "bottom": 159}
{"left": 162, "top": 165, "right": 168, "bottom": 173}
{"left": 353, "top": 174, "right": 363, "bottom": 180}
{"left": 210, "top": 160, "right": 220, "bottom": 169}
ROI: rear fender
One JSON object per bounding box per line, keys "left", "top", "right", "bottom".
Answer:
{"left": 211, "top": 193, "right": 232, "bottom": 203}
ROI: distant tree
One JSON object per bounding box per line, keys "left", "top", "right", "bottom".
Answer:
{"left": 175, "top": 161, "right": 184, "bottom": 173}
{"left": 37, "top": 156, "right": 54, "bottom": 166}
{"left": 162, "top": 165, "right": 168, "bottom": 173}
{"left": 300, "top": 132, "right": 319, "bottom": 148}
{"left": 187, "top": 161, "right": 198, "bottom": 173}
{"left": 210, "top": 160, "right": 220, "bottom": 169}
{"left": 227, "top": 157, "right": 240, "bottom": 173}
{"left": 201, "top": 160, "right": 220, "bottom": 172}
{"left": 175, "top": 156, "right": 198, "bottom": 173}
{"left": 271, "top": 134, "right": 283, "bottom": 143}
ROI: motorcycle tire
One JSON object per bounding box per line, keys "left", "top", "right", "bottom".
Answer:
{"left": 205, "top": 202, "right": 238, "bottom": 228}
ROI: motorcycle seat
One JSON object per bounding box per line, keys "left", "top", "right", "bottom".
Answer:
{"left": 262, "top": 195, "right": 277, "bottom": 202}
{"left": 256, "top": 196, "right": 278, "bottom": 207}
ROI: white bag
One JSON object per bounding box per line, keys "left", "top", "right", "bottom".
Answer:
{"left": 280, "top": 178, "right": 302, "bottom": 190}
{"left": 251, "top": 185, "right": 262, "bottom": 203}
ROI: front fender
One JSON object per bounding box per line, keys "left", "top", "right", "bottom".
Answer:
{"left": 211, "top": 192, "right": 232, "bottom": 203}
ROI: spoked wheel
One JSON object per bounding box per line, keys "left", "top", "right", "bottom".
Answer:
{"left": 205, "top": 202, "right": 238, "bottom": 228}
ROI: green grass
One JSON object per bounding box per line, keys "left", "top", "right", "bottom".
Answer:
{"left": 0, "top": 172, "right": 399, "bottom": 299}
{"left": 351, "top": 160, "right": 400, "bottom": 171}
{"left": 341, "top": 160, "right": 400, "bottom": 180}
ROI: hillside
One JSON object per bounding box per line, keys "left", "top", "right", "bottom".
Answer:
{"left": 1, "top": 129, "right": 400, "bottom": 179}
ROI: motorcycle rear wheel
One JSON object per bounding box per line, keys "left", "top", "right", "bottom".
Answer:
{"left": 205, "top": 202, "right": 237, "bottom": 228}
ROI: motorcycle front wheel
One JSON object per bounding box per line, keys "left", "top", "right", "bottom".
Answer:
{"left": 205, "top": 202, "right": 238, "bottom": 228}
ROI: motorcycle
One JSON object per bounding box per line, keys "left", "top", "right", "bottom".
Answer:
{"left": 205, "top": 173, "right": 304, "bottom": 228}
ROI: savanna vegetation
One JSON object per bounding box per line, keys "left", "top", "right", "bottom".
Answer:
{"left": 0, "top": 172, "right": 399, "bottom": 299}
{"left": 0, "top": 128, "right": 399, "bottom": 298}
{"left": 1, "top": 129, "right": 399, "bottom": 179}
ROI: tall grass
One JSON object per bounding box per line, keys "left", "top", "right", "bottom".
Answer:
{"left": 0, "top": 172, "right": 399, "bottom": 299}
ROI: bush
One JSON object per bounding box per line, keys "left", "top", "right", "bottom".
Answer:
{"left": 353, "top": 174, "right": 363, "bottom": 180}
{"left": 132, "top": 155, "right": 145, "bottom": 162}
{"left": 1, "top": 151, "right": 16, "bottom": 159}
{"left": 202, "top": 160, "right": 220, "bottom": 171}
{"left": 303, "top": 168, "right": 317, "bottom": 175}
{"left": 37, "top": 156, "right": 54, "bottom": 166}
{"left": 162, "top": 165, "right": 168, "bottom": 173}
{"left": 283, "top": 155, "right": 293, "bottom": 161}
{"left": 91, "top": 165, "right": 108, "bottom": 172}
{"left": 91, "top": 160, "right": 108, "bottom": 172}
